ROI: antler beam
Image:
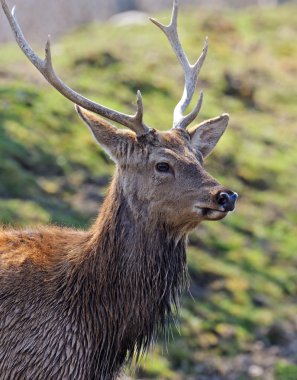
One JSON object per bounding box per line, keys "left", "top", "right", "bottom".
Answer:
{"left": 150, "top": 0, "right": 208, "bottom": 130}
{"left": 0, "top": 0, "right": 150, "bottom": 137}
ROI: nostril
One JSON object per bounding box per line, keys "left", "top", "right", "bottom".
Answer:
{"left": 230, "top": 192, "right": 238, "bottom": 202}
{"left": 217, "top": 192, "right": 229, "bottom": 206}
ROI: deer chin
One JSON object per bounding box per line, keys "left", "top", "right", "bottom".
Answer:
{"left": 194, "top": 206, "right": 228, "bottom": 221}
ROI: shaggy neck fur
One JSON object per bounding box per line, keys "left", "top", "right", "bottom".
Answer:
{"left": 62, "top": 173, "right": 188, "bottom": 378}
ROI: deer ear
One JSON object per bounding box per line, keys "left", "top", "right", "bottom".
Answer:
{"left": 188, "top": 114, "right": 229, "bottom": 158}
{"left": 75, "top": 106, "right": 133, "bottom": 162}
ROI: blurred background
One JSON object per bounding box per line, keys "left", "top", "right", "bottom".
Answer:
{"left": 0, "top": 0, "right": 294, "bottom": 43}
{"left": 0, "top": 0, "right": 297, "bottom": 379}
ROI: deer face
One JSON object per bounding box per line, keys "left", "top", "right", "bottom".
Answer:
{"left": 77, "top": 108, "right": 237, "bottom": 231}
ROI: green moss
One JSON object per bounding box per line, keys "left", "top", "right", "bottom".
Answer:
{"left": 275, "top": 362, "right": 297, "bottom": 380}
{"left": 0, "top": 199, "right": 50, "bottom": 226}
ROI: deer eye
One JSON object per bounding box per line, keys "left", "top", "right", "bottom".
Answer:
{"left": 156, "top": 162, "right": 170, "bottom": 173}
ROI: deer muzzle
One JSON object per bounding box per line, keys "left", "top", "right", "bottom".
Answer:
{"left": 216, "top": 191, "right": 238, "bottom": 212}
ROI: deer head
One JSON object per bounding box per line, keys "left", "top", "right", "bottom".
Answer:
{"left": 1, "top": 0, "right": 238, "bottom": 233}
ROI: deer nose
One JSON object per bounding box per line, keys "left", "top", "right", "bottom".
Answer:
{"left": 216, "top": 191, "right": 238, "bottom": 212}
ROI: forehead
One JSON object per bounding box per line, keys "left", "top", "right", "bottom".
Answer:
{"left": 158, "top": 129, "right": 187, "bottom": 144}
{"left": 150, "top": 130, "right": 189, "bottom": 152}
{"left": 143, "top": 129, "right": 196, "bottom": 162}
{"left": 125, "top": 129, "right": 202, "bottom": 168}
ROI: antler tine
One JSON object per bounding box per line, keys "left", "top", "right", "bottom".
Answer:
{"left": 150, "top": 0, "right": 208, "bottom": 130}
{"left": 1, "top": 0, "right": 149, "bottom": 137}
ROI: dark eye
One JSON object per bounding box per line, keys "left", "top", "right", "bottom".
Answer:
{"left": 156, "top": 162, "right": 170, "bottom": 173}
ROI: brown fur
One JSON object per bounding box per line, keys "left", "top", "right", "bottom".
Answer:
{"left": 0, "top": 109, "right": 236, "bottom": 379}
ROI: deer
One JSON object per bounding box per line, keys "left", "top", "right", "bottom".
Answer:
{"left": 0, "top": 0, "right": 238, "bottom": 379}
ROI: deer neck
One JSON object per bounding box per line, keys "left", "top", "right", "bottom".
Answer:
{"left": 84, "top": 172, "right": 188, "bottom": 352}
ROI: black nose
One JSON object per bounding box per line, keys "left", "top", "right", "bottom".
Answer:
{"left": 216, "top": 191, "right": 238, "bottom": 212}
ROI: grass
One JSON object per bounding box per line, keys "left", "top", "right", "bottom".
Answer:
{"left": 0, "top": 3, "right": 297, "bottom": 379}
{"left": 275, "top": 362, "right": 297, "bottom": 380}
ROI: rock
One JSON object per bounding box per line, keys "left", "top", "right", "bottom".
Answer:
{"left": 248, "top": 364, "right": 264, "bottom": 378}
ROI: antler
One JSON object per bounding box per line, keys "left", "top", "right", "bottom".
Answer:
{"left": 0, "top": 0, "right": 150, "bottom": 137}
{"left": 150, "top": 0, "right": 208, "bottom": 130}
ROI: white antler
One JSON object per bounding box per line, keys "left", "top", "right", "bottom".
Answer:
{"left": 150, "top": 0, "right": 208, "bottom": 130}
{"left": 1, "top": 0, "right": 150, "bottom": 137}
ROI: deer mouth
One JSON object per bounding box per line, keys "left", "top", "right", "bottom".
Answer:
{"left": 195, "top": 206, "right": 228, "bottom": 220}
